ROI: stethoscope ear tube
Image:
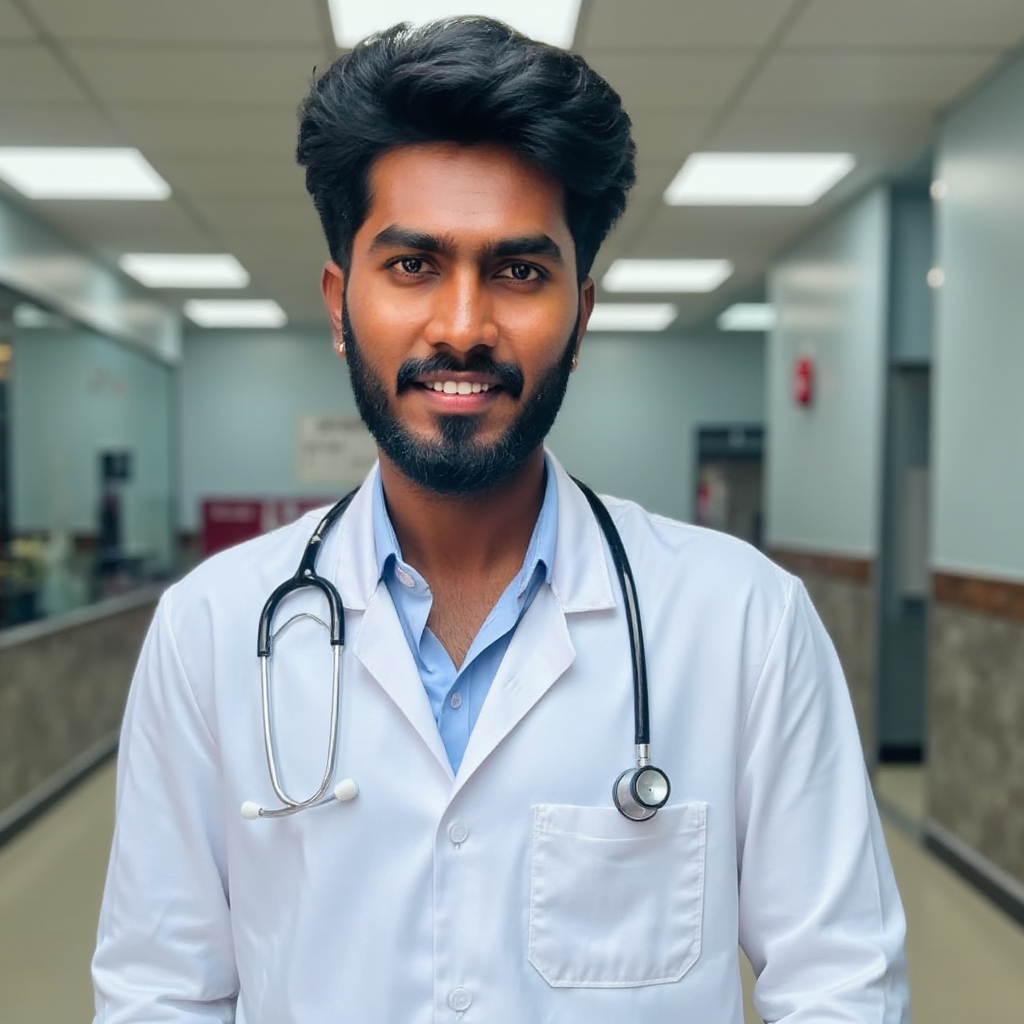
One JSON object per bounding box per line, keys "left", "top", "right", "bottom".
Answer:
{"left": 572, "top": 479, "right": 650, "bottom": 746}
{"left": 573, "top": 479, "right": 671, "bottom": 822}
{"left": 256, "top": 489, "right": 359, "bottom": 658}
{"left": 250, "top": 479, "right": 672, "bottom": 823}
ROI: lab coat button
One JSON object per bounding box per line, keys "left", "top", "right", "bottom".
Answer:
{"left": 448, "top": 987, "right": 472, "bottom": 1012}
{"left": 447, "top": 821, "right": 470, "bottom": 845}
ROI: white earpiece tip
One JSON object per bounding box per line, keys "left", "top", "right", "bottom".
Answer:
{"left": 240, "top": 801, "right": 262, "bottom": 820}
{"left": 333, "top": 779, "right": 359, "bottom": 803}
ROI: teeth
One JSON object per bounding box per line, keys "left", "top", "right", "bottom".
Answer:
{"left": 426, "top": 381, "right": 494, "bottom": 394}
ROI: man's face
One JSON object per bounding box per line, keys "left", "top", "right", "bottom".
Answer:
{"left": 322, "top": 142, "right": 595, "bottom": 494}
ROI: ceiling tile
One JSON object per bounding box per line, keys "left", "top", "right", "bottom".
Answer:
{"left": 30, "top": 198, "right": 216, "bottom": 255}
{"left": 0, "top": 0, "right": 35, "bottom": 39}
{"left": 0, "top": 102, "right": 123, "bottom": 145}
{"left": 708, "top": 104, "right": 935, "bottom": 156}
{"left": 629, "top": 109, "right": 714, "bottom": 162}
{"left": 67, "top": 44, "right": 324, "bottom": 105}
{"left": 582, "top": 0, "right": 793, "bottom": 49}
{"left": 156, "top": 154, "right": 307, "bottom": 199}
{"left": 28, "top": 0, "right": 325, "bottom": 45}
{"left": 743, "top": 50, "right": 1002, "bottom": 107}
{"left": 192, "top": 197, "right": 321, "bottom": 238}
{"left": 113, "top": 104, "right": 300, "bottom": 157}
{"left": 585, "top": 51, "right": 755, "bottom": 110}
{"left": 0, "top": 43, "right": 90, "bottom": 101}
{"left": 786, "top": 0, "right": 1024, "bottom": 50}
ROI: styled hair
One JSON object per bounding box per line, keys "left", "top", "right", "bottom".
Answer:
{"left": 296, "top": 17, "right": 635, "bottom": 280}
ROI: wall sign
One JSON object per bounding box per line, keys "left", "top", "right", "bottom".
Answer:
{"left": 295, "top": 414, "right": 377, "bottom": 484}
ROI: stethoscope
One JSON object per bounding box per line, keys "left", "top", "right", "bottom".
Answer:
{"left": 241, "top": 479, "right": 671, "bottom": 823}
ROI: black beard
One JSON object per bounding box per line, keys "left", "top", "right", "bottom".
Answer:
{"left": 342, "top": 305, "right": 578, "bottom": 496}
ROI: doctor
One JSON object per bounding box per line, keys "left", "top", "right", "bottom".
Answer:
{"left": 93, "top": 16, "right": 909, "bottom": 1024}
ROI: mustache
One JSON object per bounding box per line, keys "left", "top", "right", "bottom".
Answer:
{"left": 395, "top": 352, "right": 525, "bottom": 399}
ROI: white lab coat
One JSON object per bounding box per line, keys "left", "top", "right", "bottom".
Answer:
{"left": 93, "top": 454, "right": 909, "bottom": 1024}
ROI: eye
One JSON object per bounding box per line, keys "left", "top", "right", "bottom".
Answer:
{"left": 398, "top": 256, "right": 425, "bottom": 275}
{"left": 501, "top": 262, "right": 542, "bottom": 282}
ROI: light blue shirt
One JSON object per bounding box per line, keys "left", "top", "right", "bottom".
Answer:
{"left": 372, "top": 462, "right": 558, "bottom": 773}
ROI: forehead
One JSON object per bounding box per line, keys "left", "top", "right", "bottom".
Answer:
{"left": 359, "top": 142, "right": 570, "bottom": 247}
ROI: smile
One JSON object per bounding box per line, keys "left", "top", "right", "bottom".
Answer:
{"left": 423, "top": 381, "right": 497, "bottom": 395}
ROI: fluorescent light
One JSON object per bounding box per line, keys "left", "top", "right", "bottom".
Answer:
{"left": 328, "top": 0, "right": 581, "bottom": 49}
{"left": 603, "top": 259, "right": 733, "bottom": 294}
{"left": 586, "top": 304, "right": 678, "bottom": 332}
{"left": 664, "top": 153, "right": 855, "bottom": 206}
{"left": 184, "top": 300, "right": 287, "bottom": 328}
{"left": 0, "top": 147, "right": 170, "bottom": 200}
{"left": 717, "top": 303, "right": 776, "bottom": 332}
{"left": 120, "top": 254, "right": 250, "bottom": 289}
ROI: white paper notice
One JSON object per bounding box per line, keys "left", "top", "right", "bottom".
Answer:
{"left": 295, "top": 415, "right": 377, "bottom": 484}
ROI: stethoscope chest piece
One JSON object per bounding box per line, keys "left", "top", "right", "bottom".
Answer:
{"left": 613, "top": 761, "right": 671, "bottom": 822}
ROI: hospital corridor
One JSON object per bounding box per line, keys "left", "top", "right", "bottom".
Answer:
{"left": 3, "top": 0, "right": 1024, "bottom": 1021}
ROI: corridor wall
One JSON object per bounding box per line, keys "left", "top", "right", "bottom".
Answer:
{"left": 928, "top": 49, "right": 1024, "bottom": 899}
{"left": 766, "top": 187, "right": 891, "bottom": 758}
{"left": 10, "top": 327, "right": 174, "bottom": 569}
{"left": 178, "top": 327, "right": 765, "bottom": 532}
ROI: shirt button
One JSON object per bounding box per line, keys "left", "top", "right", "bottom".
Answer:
{"left": 395, "top": 566, "right": 415, "bottom": 588}
{"left": 447, "top": 821, "right": 469, "bottom": 845}
{"left": 448, "top": 988, "right": 472, "bottom": 1013}
{"left": 449, "top": 692, "right": 463, "bottom": 709}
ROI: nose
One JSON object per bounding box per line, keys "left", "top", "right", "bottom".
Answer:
{"left": 424, "top": 267, "right": 499, "bottom": 354}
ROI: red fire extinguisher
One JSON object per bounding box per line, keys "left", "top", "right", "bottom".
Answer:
{"left": 793, "top": 356, "right": 814, "bottom": 407}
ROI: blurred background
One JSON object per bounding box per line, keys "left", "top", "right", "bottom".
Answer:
{"left": 1, "top": 1, "right": 1023, "bottom": 1020}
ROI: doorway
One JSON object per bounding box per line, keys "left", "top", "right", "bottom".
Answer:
{"left": 694, "top": 426, "right": 764, "bottom": 549}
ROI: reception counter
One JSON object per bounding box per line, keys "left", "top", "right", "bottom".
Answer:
{"left": 0, "top": 586, "right": 161, "bottom": 843}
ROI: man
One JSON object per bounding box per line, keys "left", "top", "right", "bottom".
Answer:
{"left": 93, "top": 18, "right": 909, "bottom": 1023}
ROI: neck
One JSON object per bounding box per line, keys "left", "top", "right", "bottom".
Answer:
{"left": 379, "top": 447, "right": 547, "bottom": 581}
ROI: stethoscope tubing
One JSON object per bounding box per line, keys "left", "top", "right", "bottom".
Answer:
{"left": 251, "top": 477, "right": 669, "bottom": 820}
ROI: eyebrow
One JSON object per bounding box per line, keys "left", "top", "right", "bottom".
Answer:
{"left": 369, "top": 225, "right": 564, "bottom": 265}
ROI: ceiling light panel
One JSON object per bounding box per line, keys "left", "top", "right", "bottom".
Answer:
{"left": 328, "top": 0, "right": 581, "bottom": 49}
{"left": 120, "top": 254, "right": 250, "bottom": 289}
{"left": 603, "top": 259, "right": 734, "bottom": 294}
{"left": 717, "top": 303, "right": 777, "bottom": 332}
{"left": 586, "top": 304, "right": 678, "bottom": 332}
{"left": 0, "top": 148, "right": 170, "bottom": 200}
{"left": 184, "top": 300, "right": 287, "bottom": 328}
{"left": 664, "top": 153, "right": 855, "bottom": 206}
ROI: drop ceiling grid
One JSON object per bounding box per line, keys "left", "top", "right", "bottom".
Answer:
{"left": 0, "top": 0, "right": 34, "bottom": 39}
{"left": 0, "top": 0, "right": 1020, "bottom": 327}
{"left": 782, "top": 0, "right": 1024, "bottom": 49}
{"left": 22, "top": 0, "right": 327, "bottom": 47}
{"left": 580, "top": 0, "right": 798, "bottom": 50}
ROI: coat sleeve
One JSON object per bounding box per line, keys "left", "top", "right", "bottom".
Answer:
{"left": 92, "top": 593, "right": 239, "bottom": 1023}
{"left": 735, "top": 578, "right": 910, "bottom": 1023}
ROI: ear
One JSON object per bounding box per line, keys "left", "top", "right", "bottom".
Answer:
{"left": 321, "top": 261, "right": 346, "bottom": 354}
{"left": 574, "top": 277, "right": 596, "bottom": 361}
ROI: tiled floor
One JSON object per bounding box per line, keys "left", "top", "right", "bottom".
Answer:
{"left": 1, "top": 762, "right": 1022, "bottom": 1022}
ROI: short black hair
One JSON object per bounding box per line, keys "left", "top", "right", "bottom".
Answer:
{"left": 296, "top": 17, "right": 635, "bottom": 281}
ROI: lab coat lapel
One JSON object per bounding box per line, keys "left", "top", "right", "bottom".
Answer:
{"left": 452, "top": 584, "right": 574, "bottom": 794}
{"left": 452, "top": 455, "right": 618, "bottom": 793}
{"left": 352, "top": 583, "right": 455, "bottom": 779}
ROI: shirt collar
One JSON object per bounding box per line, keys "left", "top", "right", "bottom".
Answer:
{"left": 371, "top": 456, "right": 559, "bottom": 592}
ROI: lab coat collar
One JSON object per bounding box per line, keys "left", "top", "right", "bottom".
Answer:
{"left": 331, "top": 450, "right": 618, "bottom": 782}
{"left": 328, "top": 450, "right": 617, "bottom": 616}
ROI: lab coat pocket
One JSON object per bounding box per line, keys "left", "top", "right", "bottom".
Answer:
{"left": 528, "top": 802, "right": 707, "bottom": 988}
